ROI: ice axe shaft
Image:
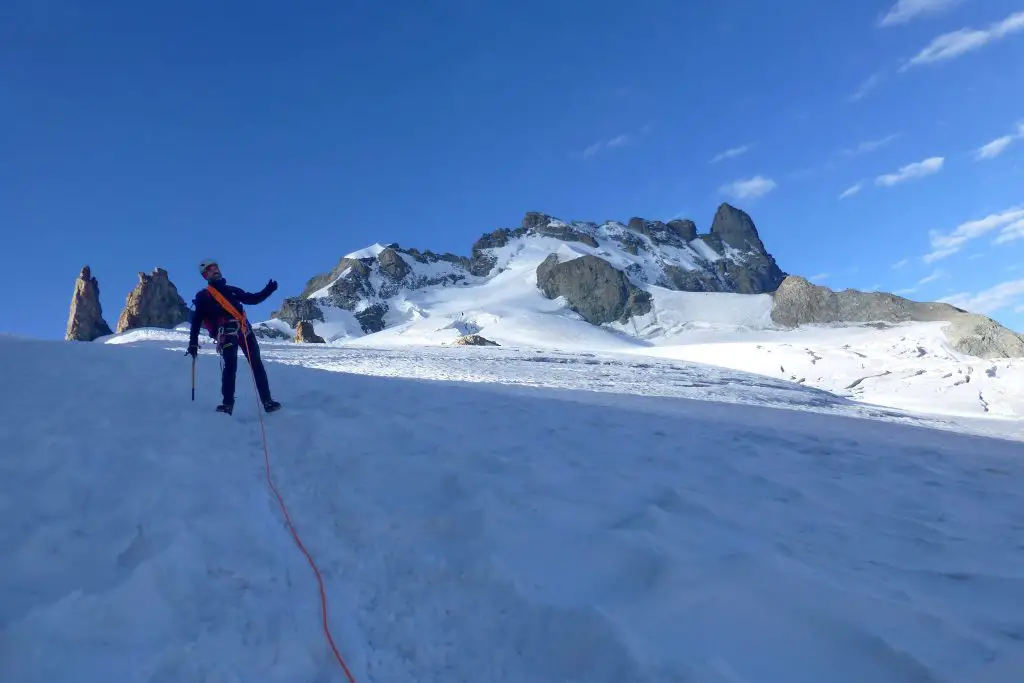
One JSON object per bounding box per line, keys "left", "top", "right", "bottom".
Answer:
{"left": 191, "top": 356, "right": 196, "bottom": 401}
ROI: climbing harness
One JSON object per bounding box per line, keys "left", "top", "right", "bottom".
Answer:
{"left": 205, "top": 284, "right": 358, "bottom": 681}
{"left": 216, "top": 318, "right": 241, "bottom": 353}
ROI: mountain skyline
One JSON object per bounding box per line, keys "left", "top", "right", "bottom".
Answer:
{"left": 3, "top": 0, "right": 1023, "bottom": 338}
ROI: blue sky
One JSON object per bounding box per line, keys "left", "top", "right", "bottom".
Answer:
{"left": 3, "top": 0, "right": 1024, "bottom": 339}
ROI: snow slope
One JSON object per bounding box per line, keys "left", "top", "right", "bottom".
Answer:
{"left": 3, "top": 334, "right": 1024, "bottom": 682}
{"left": 261, "top": 268, "right": 1024, "bottom": 422}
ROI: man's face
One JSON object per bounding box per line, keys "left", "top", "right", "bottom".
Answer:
{"left": 203, "top": 263, "right": 221, "bottom": 281}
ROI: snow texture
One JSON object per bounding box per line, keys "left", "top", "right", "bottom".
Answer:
{"left": 2, "top": 332, "right": 1024, "bottom": 682}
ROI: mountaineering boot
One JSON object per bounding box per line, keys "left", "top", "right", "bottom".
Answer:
{"left": 216, "top": 403, "right": 234, "bottom": 415}
{"left": 263, "top": 399, "right": 281, "bottom": 413}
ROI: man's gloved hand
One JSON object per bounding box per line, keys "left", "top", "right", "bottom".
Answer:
{"left": 266, "top": 279, "right": 278, "bottom": 294}
{"left": 185, "top": 342, "right": 198, "bottom": 358}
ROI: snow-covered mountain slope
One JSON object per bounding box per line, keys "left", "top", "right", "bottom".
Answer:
{"left": 5, "top": 334, "right": 1024, "bottom": 682}
{"left": 263, "top": 204, "right": 785, "bottom": 342}
{"left": 249, "top": 256, "right": 1024, "bottom": 421}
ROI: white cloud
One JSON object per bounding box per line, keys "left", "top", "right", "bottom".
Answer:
{"left": 916, "top": 269, "right": 946, "bottom": 286}
{"left": 839, "top": 182, "right": 864, "bottom": 199}
{"left": 880, "top": 0, "right": 962, "bottom": 27}
{"left": 925, "top": 207, "right": 1024, "bottom": 261}
{"left": 719, "top": 176, "right": 777, "bottom": 200}
{"left": 939, "top": 279, "right": 1024, "bottom": 314}
{"left": 968, "top": 253, "right": 984, "bottom": 260}
{"left": 892, "top": 258, "right": 910, "bottom": 269}
{"left": 845, "top": 133, "right": 900, "bottom": 156}
{"left": 710, "top": 145, "right": 752, "bottom": 163}
{"left": 1017, "top": 304, "right": 1024, "bottom": 313}
{"left": 808, "top": 273, "right": 830, "bottom": 283}
{"left": 976, "top": 135, "right": 1016, "bottom": 160}
{"left": 975, "top": 122, "right": 1024, "bottom": 160}
{"left": 850, "top": 72, "right": 886, "bottom": 102}
{"left": 994, "top": 218, "right": 1024, "bottom": 244}
{"left": 875, "top": 157, "right": 944, "bottom": 186}
{"left": 903, "top": 11, "right": 1024, "bottom": 69}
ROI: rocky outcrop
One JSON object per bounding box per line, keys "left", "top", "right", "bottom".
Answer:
{"left": 470, "top": 229, "right": 514, "bottom": 276}
{"left": 274, "top": 244, "right": 469, "bottom": 334}
{"left": 452, "top": 334, "right": 499, "bottom": 346}
{"left": 252, "top": 324, "right": 291, "bottom": 340}
{"left": 66, "top": 266, "right": 113, "bottom": 341}
{"left": 536, "top": 254, "right": 652, "bottom": 325}
{"left": 271, "top": 297, "right": 325, "bottom": 327}
{"left": 668, "top": 219, "right": 697, "bottom": 242}
{"left": 115, "top": 268, "right": 190, "bottom": 333}
{"left": 295, "top": 321, "right": 326, "bottom": 343}
{"left": 355, "top": 304, "right": 388, "bottom": 334}
{"left": 377, "top": 247, "right": 411, "bottom": 281}
{"left": 771, "top": 276, "right": 1024, "bottom": 359}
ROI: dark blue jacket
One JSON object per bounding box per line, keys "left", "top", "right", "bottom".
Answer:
{"left": 189, "top": 278, "right": 275, "bottom": 344}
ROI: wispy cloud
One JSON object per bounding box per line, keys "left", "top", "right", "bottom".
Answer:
{"left": 875, "top": 156, "right": 944, "bottom": 186}
{"left": 940, "top": 279, "right": 1024, "bottom": 314}
{"left": 849, "top": 72, "right": 886, "bottom": 102}
{"left": 975, "top": 122, "right": 1024, "bottom": 160}
{"left": 839, "top": 182, "right": 864, "bottom": 200}
{"left": 844, "top": 133, "right": 901, "bottom": 156}
{"left": 994, "top": 218, "right": 1024, "bottom": 244}
{"left": 903, "top": 11, "right": 1024, "bottom": 69}
{"left": 719, "top": 176, "right": 778, "bottom": 200}
{"left": 710, "top": 145, "right": 753, "bottom": 163}
{"left": 879, "top": 0, "right": 963, "bottom": 27}
{"left": 924, "top": 207, "right": 1024, "bottom": 262}
{"left": 917, "top": 269, "right": 946, "bottom": 286}
{"left": 892, "top": 258, "right": 910, "bottom": 270}
{"left": 893, "top": 269, "right": 948, "bottom": 297}
{"left": 579, "top": 124, "right": 653, "bottom": 159}
{"left": 968, "top": 253, "right": 985, "bottom": 260}
{"left": 808, "top": 273, "right": 830, "bottom": 283}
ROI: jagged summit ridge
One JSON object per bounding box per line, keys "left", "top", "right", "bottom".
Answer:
{"left": 267, "top": 203, "right": 787, "bottom": 339}
{"left": 468, "top": 203, "right": 786, "bottom": 294}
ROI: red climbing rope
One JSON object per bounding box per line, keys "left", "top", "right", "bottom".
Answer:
{"left": 213, "top": 295, "right": 357, "bottom": 682}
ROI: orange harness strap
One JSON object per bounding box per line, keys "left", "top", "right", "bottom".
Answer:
{"left": 206, "top": 285, "right": 248, "bottom": 326}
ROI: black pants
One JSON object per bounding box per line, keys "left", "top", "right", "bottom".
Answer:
{"left": 221, "top": 331, "right": 272, "bottom": 405}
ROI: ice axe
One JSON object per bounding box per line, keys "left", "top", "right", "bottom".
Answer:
{"left": 191, "top": 355, "right": 196, "bottom": 401}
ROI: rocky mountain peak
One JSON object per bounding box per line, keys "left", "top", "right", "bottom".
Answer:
{"left": 710, "top": 202, "right": 768, "bottom": 254}
{"left": 66, "top": 266, "right": 113, "bottom": 341}
{"left": 271, "top": 204, "right": 788, "bottom": 339}
{"left": 115, "top": 268, "right": 190, "bottom": 334}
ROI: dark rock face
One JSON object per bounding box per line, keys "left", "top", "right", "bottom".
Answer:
{"left": 536, "top": 254, "right": 652, "bottom": 325}
{"left": 115, "top": 268, "right": 190, "bottom": 333}
{"left": 470, "top": 229, "right": 515, "bottom": 276}
{"left": 355, "top": 304, "right": 388, "bottom": 334}
{"left": 66, "top": 266, "right": 113, "bottom": 341}
{"left": 667, "top": 219, "right": 697, "bottom": 242}
{"left": 271, "top": 297, "right": 325, "bottom": 327}
{"left": 295, "top": 321, "right": 326, "bottom": 343}
{"left": 527, "top": 212, "right": 599, "bottom": 248}
{"left": 771, "top": 276, "right": 1024, "bottom": 359}
{"left": 377, "top": 247, "right": 411, "bottom": 281}
{"left": 710, "top": 203, "right": 769, "bottom": 253}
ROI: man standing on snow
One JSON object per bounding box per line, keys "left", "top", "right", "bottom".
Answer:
{"left": 186, "top": 258, "right": 282, "bottom": 415}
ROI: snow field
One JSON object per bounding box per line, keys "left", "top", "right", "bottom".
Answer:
{"left": 2, "top": 335, "right": 1024, "bottom": 682}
